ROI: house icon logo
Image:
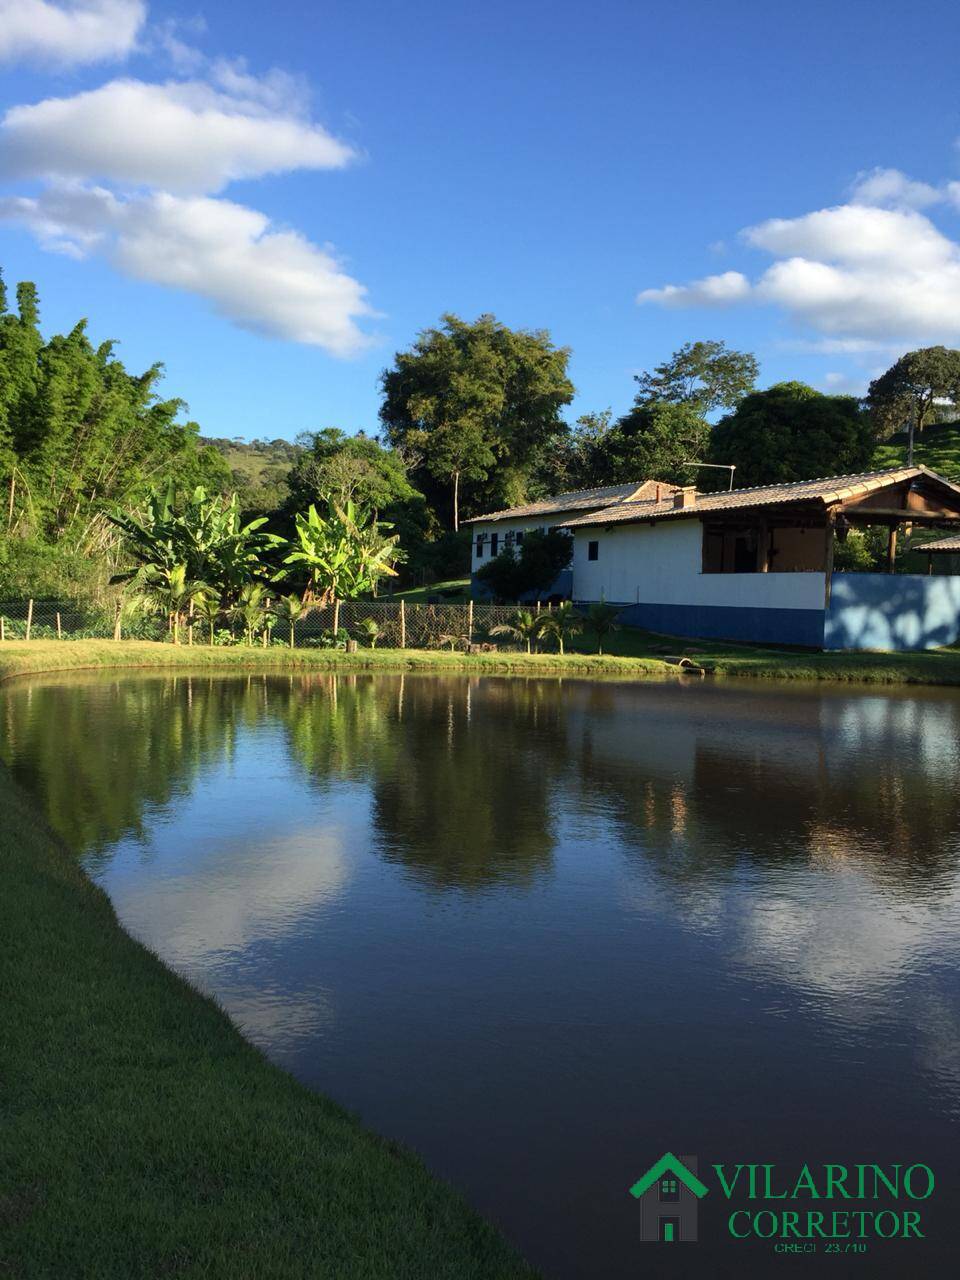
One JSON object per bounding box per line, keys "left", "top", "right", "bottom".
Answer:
{"left": 629, "top": 1153, "right": 708, "bottom": 1242}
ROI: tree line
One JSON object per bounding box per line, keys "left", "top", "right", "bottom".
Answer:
{"left": 3, "top": 265, "right": 960, "bottom": 601}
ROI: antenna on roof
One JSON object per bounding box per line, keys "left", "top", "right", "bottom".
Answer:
{"left": 681, "top": 461, "right": 736, "bottom": 491}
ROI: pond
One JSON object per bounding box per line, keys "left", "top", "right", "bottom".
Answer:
{"left": 3, "top": 671, "right": 960, "bottom": 1276}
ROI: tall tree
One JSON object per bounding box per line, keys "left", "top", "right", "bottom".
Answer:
{"left": 709, "top": 381, "right": 874, "bottom": 487}
{"left": 633, "top": 339, "right": 758, "bottom": 416}
{"left": 867, "top": 347, "right": 960, "bottom": 465}
{"left": 601, "top": 402, "right": 711, "bottom": 485}
{"left": 379, "top": 314, "right": 575, "bottom": 530}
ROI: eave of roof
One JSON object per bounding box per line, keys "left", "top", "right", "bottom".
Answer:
{"left": 463, "top": 479, "right": 676, "bottom": 525}
{"left": 561, "top": 466, "right": 960, "bottom": 528}
{"left": 920, "top": 533, "right": 960, "bottom": 552}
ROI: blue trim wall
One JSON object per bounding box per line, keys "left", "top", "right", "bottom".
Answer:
{"left": 825, "top": 573, "right": 960, "bottom": 651}
{"left": 611, "top": 601, "right": 826, "bottom": 647}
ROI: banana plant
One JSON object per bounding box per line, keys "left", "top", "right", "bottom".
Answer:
{"left": 278, "top": 499, "right": 401, "bottom": 602}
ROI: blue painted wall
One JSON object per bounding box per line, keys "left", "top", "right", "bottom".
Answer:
{"left": 825, "top": 573, "right": 960, "bottom": 651}
{"left": 611, "top": 601, "right": 826, "bottom": 647}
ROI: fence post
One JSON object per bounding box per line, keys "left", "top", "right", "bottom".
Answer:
{"left": 56, "top": 611, "right": 62, "bottom": 640}
{"left": 114, "top": 598, "right": 122, "bottom": 642}
{"left": 25, "top": 598, "right": 33, "bottom": 641}
{"left": 399, "top": 598, "right": 406, "bottom": 649}
{"left": 536, "top": 600, "right": 541, "bottom": 615}
{"left": 0, "top": 615, "right": 5, "bottom": 642}
{"left": 332, "top": 598, "right": 340, "bottom": 637}
{"left": 467, "top": 598, "right": 474, "bottom": 644}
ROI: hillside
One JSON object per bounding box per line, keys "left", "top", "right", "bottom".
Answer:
{"left": 872, "top": 419, "right": 960, "bottom": 480}
{"left": 202, "top": 436, "right": 301, "bottom": 510}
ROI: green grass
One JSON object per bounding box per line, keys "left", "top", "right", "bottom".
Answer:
{"left": 871, "top": 419, "right": 960, "bottom": 479}
{"left": 5, "top": 634, "right": 960, "bottom": 688}
{"left": 0, "top": 761, "right": 537, "bottom": 1279}
{"left": 394, "top": 578, "right": 471, "bottom": 602}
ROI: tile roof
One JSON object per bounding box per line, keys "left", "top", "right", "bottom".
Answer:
{"left": 462, "top": 479, "right": 679, "bottom": 524}
{"left": 919, "top": 534, "right": 960, "bottom": 552}
{"left": 561, "top": 466, "right": 960, "bottom": 528}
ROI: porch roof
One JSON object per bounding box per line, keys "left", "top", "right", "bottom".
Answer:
{"left": 561, "top": 466, "right": 960, "bottom": 529}
{"left": 920, "top": 533, "right": 960, "bottom": 553}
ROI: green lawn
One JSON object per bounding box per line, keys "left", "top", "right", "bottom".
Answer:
{"left": 871, "top": 420, "right": 960, "bottom": 479}
{"left": 394, "top": 578, "right": 471, "bottom": 603}
{"left": 0, "top": 760, "right": 537, "bottom": 1279}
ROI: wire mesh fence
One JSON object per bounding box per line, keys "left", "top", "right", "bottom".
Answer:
{"left": 0, "top": 597, "right": 538, "bottom": 650}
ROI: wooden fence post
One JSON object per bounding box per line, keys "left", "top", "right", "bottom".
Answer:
{"left": 56, "top": 611, "right": 62, "bottom": 640}
{"left": 0, "top": 616, "right": 5, "bottom": 642}
{"left": 467, "top": 598, "right": 474, "bottom": 644}
{"left": 25, "top": 598, "right": 33, "bottom": 641}
{"left": 114, "top": 598, "right": 122, "bottom": 642}
{"left": 399, "top": 598, "right": 406, "bottom": 650}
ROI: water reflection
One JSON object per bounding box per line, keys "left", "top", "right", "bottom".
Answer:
{"left": 3, "top": 672, "right": 960, "bottom": 1277}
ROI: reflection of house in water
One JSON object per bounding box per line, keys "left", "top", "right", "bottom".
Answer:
{"left": 559, "top": 681, "right": 960, "bottom": 891}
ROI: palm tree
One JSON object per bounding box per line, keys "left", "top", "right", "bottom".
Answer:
{"left": 193, "top": 591, "right": 224, "bottom": 646}
{"left": 357, "top": 617, "right": 382, "bottom": 648}
{"left": 232, "top": 583, "right": 269, "bottom": 645}
{"left": 273, "top": 594, "right": 307, "bottom": 649}
{"left": 581, "top": 600, "right": 620, "bottom": 656}
{"left": 128, "top": 563, "right": 211, "bottom": 645}
{"left": 490, "top": 608, "right": 541, "bottom": 654}
{"left": 536, "top": 601, "right": 582, "bottom": 656}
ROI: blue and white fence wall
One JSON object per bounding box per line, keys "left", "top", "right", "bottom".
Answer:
{"left": 571, "top": 519, "right": 827, "bottom": 646}
{"left": 825, "top": 573, "right": 960, "bottom": 650}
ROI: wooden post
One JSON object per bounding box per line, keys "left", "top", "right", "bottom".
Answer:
{"left": 0, "top": 616, "right": 5, "bottom": 642}
{"left": 823, "top": 514, "right": 836, "bottom": 610}
{"left": 188, "top": 599, "right": 194, "bottom": 646}
{"left": 886, "top": 525, "right": 898, "bottom": 574}
{"left": 467, "top": 597, "right": 474, "bottom": 644}
{"left": 928, "top": 554, "right": 934, "bottom": 576}
{"left": 25, "top": 598, "right": 33, "bottom": 641}
{"left": 56, "top": 611, "right": 62, "bottom": 639}
{"left": 332, "top": 598, "right": 340, "bottom": 637}
{"left": 399, "top": 598, "right": 406, "bottom": 649}
{"left": 113, "top": 598, "right": 122, "bottom": 642}
{"left": 757, "top": 519, "right": 769, "bottom": 572}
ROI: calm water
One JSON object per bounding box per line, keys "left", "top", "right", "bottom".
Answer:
{"left": 4, "top": 672, "right": 960, "bottom": 1277}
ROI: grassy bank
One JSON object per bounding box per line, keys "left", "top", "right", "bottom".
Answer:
{"left": 5, "top": 635, "right": 960, "bottom": 688}
{"left": 0, "top": 763, "right": 536, "bottom": 1279}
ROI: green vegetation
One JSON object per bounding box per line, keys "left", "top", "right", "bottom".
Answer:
{"left": 872, "top": 417, "right": 960, "bottom": 478}
{"left": 395, "top": 577, "right": 470, "bottom": 602}
{"left": 203, "top": 436, "right": 301, "bottom": 511}
{"left": 0, "top": 759, "right": 536, "bottom": 1279}
{"left": 6, "top": 634, "right": 960, "bottom": 688}
{"left": 867, "top": 346, "right": 960, "bottom": 466}
{"left": 476, "top": 528, "right": 573, "bottom": 601}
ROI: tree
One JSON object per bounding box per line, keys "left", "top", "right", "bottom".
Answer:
{"left": 535, "top": 601, "right": 582, "bottom": 656}
{"left": 380, "top": 314, "right": 575, "bottom": 530}
{"left": 272, "top": 593, "right": 307, "bottom": 649}
{"left": 709, "top": 382, "right": 874, "bottom": 488}
{"left": 278, "top": 500, "right": 401, "bottom": 602}
{"left": 287, "top": 428, "right": 422, "bottom": 514}
{"left": 581, "top": 600, "right": 620, "bottom": 655}
{"left": 490, "top": 608, "right": 541, "bottom": 654}
{"left": 475, "top": 528, "right": 573, "bottom": 601}
{"left": 602, "top": 402, "right": 711, "bottom": 486}
{"left": 127, "top": 562, "right": 211, "bottom": 645}
{"left": 867, "top": 347, "right": 960, "bottom": 465}
{"left": 633, "top": 340, "right": 758, "bottom": 416}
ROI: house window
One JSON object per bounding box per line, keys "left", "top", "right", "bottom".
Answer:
{"left": 491, "top": 532, "right": 499, "bottom": 556}
{"left": 476, "top": 536, "right": 484, "bottom": 559}
{"left": 516, "top": 530, "right": 524, "bottom": 546}
{"left": 587, "top": 540, "right": 599, "bottom": 561}
{"left": 660, "top": 1178, "right": 680, "bottom": 1202}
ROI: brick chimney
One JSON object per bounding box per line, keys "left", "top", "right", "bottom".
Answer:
{"left": 673, "top": 486, "right": 698, "bottom": 510}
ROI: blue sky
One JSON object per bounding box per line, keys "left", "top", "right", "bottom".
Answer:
{"left": 1, "top": 0, "right": 959, "bottom": 442}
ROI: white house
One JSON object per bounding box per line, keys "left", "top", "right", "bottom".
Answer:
{"left": 465, "top": 480, "right": 681, "bottom": 601}
{"left": 468, "top": 466, "right": 960, "bottom": 650}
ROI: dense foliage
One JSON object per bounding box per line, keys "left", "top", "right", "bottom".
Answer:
{"left": 709, "top": 382, "right": 875, "bottom": 487}
{"left": 476, "top": 529, "right": 573, "bottom": 601}
{"left": 867, "top": 347, "right": 960, "bottom": 464}
{"left": 0, "top": 272, "right": 228, "bottom": 598}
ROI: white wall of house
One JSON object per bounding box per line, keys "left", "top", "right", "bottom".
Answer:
{"left": 571, "top": 519, "right": 825, "bottom": 610}
{"left": 470, "top": 518, "right": 549, "bottom": 572}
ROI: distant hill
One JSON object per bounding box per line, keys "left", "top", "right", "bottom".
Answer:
{"left": 202, "top": 437, "right": 302, "bottom": 510}
{"left": 872, "top": 419, "right": 960, "bottom": 481}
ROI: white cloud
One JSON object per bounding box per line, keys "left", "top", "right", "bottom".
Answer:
{"left": 848, "top": 166, "right": 943, "bottom": 210}
{"left": 640, "top": 201, "right": 960, "bottom": 345}
{"left": 0, "top": 184, "right": 376, "bottom": 355}
{"left": 0, "top": 0, "right": 145, "bottom": 66}
{"left": 637, "top": 269, "right": 750, "bottom": 307}
{"left": 0, "top": 76, "right": 355, "bottom": 194}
